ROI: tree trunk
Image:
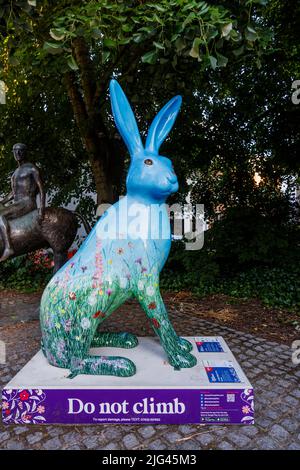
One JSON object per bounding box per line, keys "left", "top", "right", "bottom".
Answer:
{"left": 63, "top": 37, "right": 125, "bottom": 206}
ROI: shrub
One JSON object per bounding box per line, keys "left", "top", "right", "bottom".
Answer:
{"left": 0, "top": 250, "right": 53, "bottom": 292}
{"left": 161, "top": 208, "right": 300, "bottom": 311}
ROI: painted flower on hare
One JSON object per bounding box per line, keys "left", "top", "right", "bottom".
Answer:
{"left": 151, "top": 318, "right": 160, "bottom": 329}
{"left": 81, "top": 318, "right": 91, "bottom": 330}
{"left": 146, "top": 286, "right": 155, "bottom": 296}
{"left": 88, "top": 294, "right": 97, "bottom": 306}
{"left": 93, "top": 311, "right": 105, "bottom": 319}
{"left": 138, "top": 280, "right": 144, "bottom": 291}
{"left": 148, "top": 302, "right": 157, "bottom": 310}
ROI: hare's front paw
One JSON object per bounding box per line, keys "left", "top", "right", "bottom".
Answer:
{"left": 169, "top": 351, "right": 197, "bottom": 370}
{"left": 177, "top": 337, "right": 193, "bottom": 353}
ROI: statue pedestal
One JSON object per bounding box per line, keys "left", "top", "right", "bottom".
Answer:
{"left": 2, "top": 336, "right": 254, "bottom": 425}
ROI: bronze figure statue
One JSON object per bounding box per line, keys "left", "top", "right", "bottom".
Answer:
{"left": 0, "top": 143, "right": 90, "bottom": 272}
{"left": 0, "top": 143, "right": 45, "bottom": 261}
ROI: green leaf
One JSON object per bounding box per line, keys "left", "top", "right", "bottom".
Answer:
{"left": 251, "top": 0, "right": 267, "bottom": 5}
{"left": 216, "top": 52, "right": 228, "bottom": 67}
{"left": 102, "top": 50, "right": 110, "bottom": 63}
{"left": 230, "top": 29, "right": 241, "bottom": 42}
{"left": 207, "top": 28, "right": 219, "bottom": 40}
{"left": 122, "top": 24, "right": 133, "bottom": 33}
{"left": 199, "top": 5, "right": 210, "bottom": 15}
{"left": 245, "top": 26, "right": 258, "bottom": 42}
{"left": 103, "top": 38, "right": 117, "bottom": 48}
{"left": 141, "top": 50, "right": 158, "bottom": 64}
{"left": 43, "top": 41, "right": 63, "bottom": 54}
{"left": 175, "top": 37, "right": 186, "bottom": 52}
{"left": 147, "top": 3, "right": 167, "bottom": 13}
{"left": 221, "top": 23, "right": 232, "bottom": 38}
{"left": 189, "top": 37, "right": 202, "bottom": 59}
{"left": 50, "top": 28, "right": 66, "bottom": 41}
{"left": 118, "top": 38, "right": 131, "bottom": 45}
{"left": 67, "top": 55, "right": 79, "bottom": 71}
{"left": 209, "top": 55, "right": 217, "bottom": 70}
{"left": 133, "top": 33, "right": 144, "bottom": 43}
{"left": 8, "top": 56, "right": 20, "bottom": 66}
{"left": 232, "top": 45, "right": 244, "bottom": 56}
{"left": 153, "top": 41, "right": 165, "bottom": 50}
{"left": 91, "top": 28, "right": 102, "bottom": 39}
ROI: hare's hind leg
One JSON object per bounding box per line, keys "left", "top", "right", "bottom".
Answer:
{"left": 138, "top": 288, "right": 196, "bottom": 370}
{"left": 91, "top": 332, "right": 138, "bottom": 349}
{"left": 68, "top": 354, "right": 136, "bottom": 378}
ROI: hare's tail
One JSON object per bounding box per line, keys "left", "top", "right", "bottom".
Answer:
{"left": 68, "top": 355, "right": 136, "bottom": 379}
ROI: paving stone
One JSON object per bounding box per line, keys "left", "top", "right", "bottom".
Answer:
{"left": 148, "top": 439, "right": 167, "bottom": 450}
{"left": 269, "top": 424, "right": 290, "bottom": 443}
{"left": 178, "top": 425, "right": 195, "bottom": 435}
{"left": 265, "top": 409, "right": 281, "bottom": 420}
{"left": 80, "top": 426, "right": 95, "bottom": 435}
{"left": 43, "top": 437, "right": 62, "bottom": 450}
{"left": 103, "top": 427, "right": 122, "bottom": 440}
{"left": 62, "top": 431, "right": 80, "bottom": 445}
{"left": 5, "top": 440, "right": 25, "bottom": 450}
{"left": 253, "top": 436, "right": 279, "bottom": 450}
{"left": 64, "top": 444, "right": 82, "bottom": 450}
{"left": 291, "top": 389, "right": 300, "bottom": 399}
{"left": 241, "top": 426, "right": 259, "bottom": 437}
{"left": 26, "top": 432, "right": 43, "bottom": 445}
{"left": 213, "top": 428, "right": 227, "bottom": 437}
{"left": 218, "top": 441, "right": 235, "bottom": 450}
{"left": 174, "top": 439, "right": 200, "bottom": 450}
{"left": 285, "top": 395, "right": 299, "bottom": 407}
{"left": 227, "top": 433, "right": 251, "bottom": 448}
{"left": 102, "top": 442, "right": 119, "bottom": 450}
{"left": 1, "top": 292, "right": 299, "bottom": 452}
{"left": 195, "top": 433, "right": 214, "bottom": 446}
{"left": 0, "top": 431, "right": 10, "bottom": 442}
{"left": 287, "top": 442, "right": 300, "bottom": 450}
{"left": 138, "top": 426, "right": 156, "bottom": 439}
{"left": 47, "top": 427, "right": 64, "bottom": 437}
{"left": 123, "top": 433, "right": 140, "bottom": 449}
{"left": 280, "top": 419, "right": 299, "bottom": 434}
{"left": 14, "top": 426, "right": 29, "bottom": 435}
{"left": 165, "top": 432, "right": 181, "bottom": 444}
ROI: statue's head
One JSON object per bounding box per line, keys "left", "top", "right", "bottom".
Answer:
{"left": 13, "top": 143, "right": 27, "bottom": 163}
{"left": 109, "top": 80, "right": 180, "bottom": 203}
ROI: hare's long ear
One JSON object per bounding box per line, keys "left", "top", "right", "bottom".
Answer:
{"left": 145, "top": 95, "right": 182, "bottom": 154}
{"left": 109, "top": 79, "right": 143, "bottom": 157}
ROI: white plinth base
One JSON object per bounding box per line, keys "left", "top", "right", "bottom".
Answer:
{"left": 2, "top": 336, "right": 254, "bottom": 425}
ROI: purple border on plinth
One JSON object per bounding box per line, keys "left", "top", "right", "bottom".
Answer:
{"left": 2, "top": 388, "right": 254, "bottom": 425}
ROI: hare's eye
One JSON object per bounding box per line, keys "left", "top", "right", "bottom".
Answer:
{"left": 144, "top": 159, "right": 153, "bottom": 166}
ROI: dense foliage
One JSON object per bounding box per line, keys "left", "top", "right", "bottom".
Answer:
{"left": 0, "top": 1, "right": 299, "bottom": 311}
{"left": 0, "top": 250, "right": 53, "bottom": 292}
{"left": 161, "top": 208, "right": 300, "bottom": 311}
{"left": 0, "top": 0, "right": 274, "bottom": 204}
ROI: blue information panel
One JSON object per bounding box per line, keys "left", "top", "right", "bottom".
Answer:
{"left": 196, "top": 340, "right": 224, "bottom": 353}
{"left": 205, "top": 366, "right": 241, "bottom": 383}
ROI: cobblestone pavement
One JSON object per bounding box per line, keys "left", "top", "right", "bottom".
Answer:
{"left": 0, "top": 294, "right": 299, "bottom": 450}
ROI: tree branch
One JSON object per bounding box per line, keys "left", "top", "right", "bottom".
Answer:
{"left": 72, "top": 36, "right": 96, "bottom": 116}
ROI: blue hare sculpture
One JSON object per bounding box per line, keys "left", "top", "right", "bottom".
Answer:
{"left": 40, "top": 80, "right": 197, "bottom": 377}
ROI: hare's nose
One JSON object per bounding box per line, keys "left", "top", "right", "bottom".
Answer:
{"left": 167, "top": 175, "right": 177, "bottom": 184}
